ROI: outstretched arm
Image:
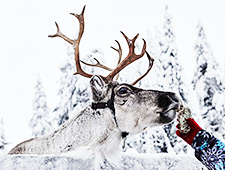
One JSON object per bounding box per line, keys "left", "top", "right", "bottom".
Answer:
{"left": 176, "top": 118, "right": 225, "bottom": 170}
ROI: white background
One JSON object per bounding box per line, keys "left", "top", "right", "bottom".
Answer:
{"left": 0, "top": 0, "right": 225, "bottom": 150}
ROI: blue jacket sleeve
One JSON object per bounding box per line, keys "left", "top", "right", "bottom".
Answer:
{"left": 191, "top": 130, "right": 225, "bottom": 170}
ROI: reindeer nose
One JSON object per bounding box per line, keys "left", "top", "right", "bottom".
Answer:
{"left": 168, "top": 93, "right": 180, "bottom": 103}
{"left": 157, "top": 92, "right": 180, "bottom": 109}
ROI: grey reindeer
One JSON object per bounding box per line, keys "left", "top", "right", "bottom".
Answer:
{"left": 9, "top": 6, "right": 181, "bottom": 169}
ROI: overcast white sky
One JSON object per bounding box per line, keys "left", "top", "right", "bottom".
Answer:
{"left": 0, "top": 0, "right": 225, "bottom": 150}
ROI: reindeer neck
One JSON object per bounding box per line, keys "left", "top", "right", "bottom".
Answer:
{"left": 91, "top": 92, "right": 129, "bottom": 139}
{"left": 45, "top": 105, "right": 121, "bottom": 153}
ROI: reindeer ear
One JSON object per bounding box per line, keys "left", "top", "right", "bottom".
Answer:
{"left": 90, "top": 75, "right": 106, "bottom": 101}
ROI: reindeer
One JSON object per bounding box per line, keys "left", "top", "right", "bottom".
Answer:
{"left": 9, "top": 6, "right": 181, "bottom": 169}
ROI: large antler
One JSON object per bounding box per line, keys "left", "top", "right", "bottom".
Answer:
{"left": 49, "top": 6, "right": 154, "bottom": 85}
{"left": 48, "top": 6, "right": 93, "bottom": 78}
{"left": 105, "top": 32, "right": 147, "bottom": 81}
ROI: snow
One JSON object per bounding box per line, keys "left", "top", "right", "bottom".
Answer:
{"left": 0, "top": 153, "right": 206, "bottom": 170}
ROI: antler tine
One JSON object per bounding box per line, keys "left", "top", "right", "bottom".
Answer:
{"left": 111, "top": 40, "right": 122, "bottom": 80}
{"left": 111, "top": 40, "right": 122, "bottom": 65}
{"left": 48, "top": 22, "right": 73, "bottom": 45}
{"left": 49, "top": 6, "right": 93, "bottom": 78}
{"left": 132, "top": 51, "right": 154, "bottom": 85}
{"left": 70, "top": 6, "right": 93, "bottom": 78}
{"left": 120, "top": 31, "right": 139, "bottom": 49}
{"left": 80, "top": 58, "right": 113, "bottom": 71}
{"left": 106, "top": 32, "right": 146, "bottom": 81}
{"left": 70, "top": 5, "right": 86, "bottom": 46}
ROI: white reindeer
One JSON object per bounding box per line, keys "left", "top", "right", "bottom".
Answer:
{"left": 9, "top": 6, "right": 181, "bottom": 169}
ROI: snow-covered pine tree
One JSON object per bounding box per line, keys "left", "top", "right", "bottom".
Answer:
{"left": 52, "top": 48, "right": 79, "bottom": 126}
{"left": 53, "top": 46, "right": 105, "bottom": 127}
{"left": 0, "top": 118, "right": 7, "bottom": 154}
{"left": 155, "top": 6, "right": 191, "bottom": 154}
{"left": 157, "top": 6, "right": 189, "bottom": 102}
{"left": 29, "top": 77, "right": 52, "bottom": 137}
{"left": 192, "top": 23, "right": 225, "bottom": 140}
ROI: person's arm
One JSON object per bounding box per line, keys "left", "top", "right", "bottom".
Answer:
{"left": 176, "top": 118, "right": 225, "bottom": 170}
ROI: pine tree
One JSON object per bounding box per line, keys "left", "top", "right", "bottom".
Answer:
{"left": 53, "top": 47, "right": 105, "bottom": 127}
{"left": 0, "top": 118, "right": 7, "bottom": 154}
{"left": 52, "top": 50, "right": 79, "bottom": 126}
{"left": 192, "top": 23, "right": 225, "bottom": 140}
{"left": 155, "top": 6, "right": 191, "bottom": 154}
{"left": 158, "top": 6, "right": 189, "bottom": 102}
{"left": 29, "top": 77, "right": 52, "bottom": 137}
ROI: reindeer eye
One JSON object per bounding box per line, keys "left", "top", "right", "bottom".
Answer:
{"left": 117, "top": 87, "right": 130, "bottom": 95}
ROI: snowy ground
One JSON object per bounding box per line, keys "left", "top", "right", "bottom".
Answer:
{"left": 0, "top": 153, "right": 206, "bottom": 170}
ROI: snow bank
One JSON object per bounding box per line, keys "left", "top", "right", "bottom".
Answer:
{"left": 0, "top": 153, "right": 206, "bottom": 170}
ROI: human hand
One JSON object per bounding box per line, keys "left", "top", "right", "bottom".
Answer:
{"left": 176, "top": 118, "right": 202, "bottom": 145}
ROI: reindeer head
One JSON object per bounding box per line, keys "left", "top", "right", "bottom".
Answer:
{"left": 49, "top": 6, "right": 181, "bottom": 135}
{"left": 89, "top": 75, "right": 180, "bottom": 135}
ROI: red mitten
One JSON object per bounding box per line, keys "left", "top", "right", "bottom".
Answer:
{"left": 176, "top": 118, "right": 202, "bottom": 145}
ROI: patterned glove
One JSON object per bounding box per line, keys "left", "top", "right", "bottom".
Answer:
{"left": 176, "top": 118, "right": 202, "bottom": 145}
